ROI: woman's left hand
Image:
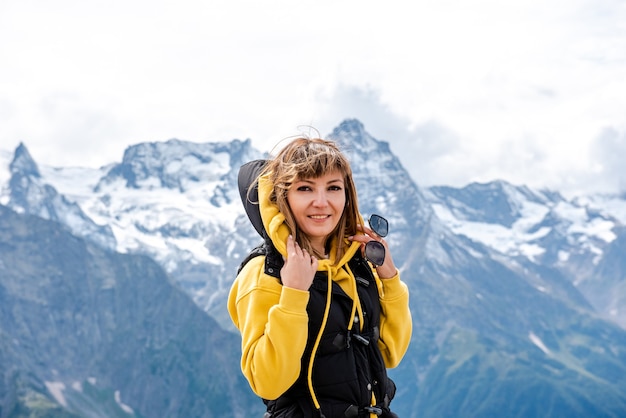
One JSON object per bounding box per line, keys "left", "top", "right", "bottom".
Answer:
{"left": 350, "top": 224, "right": 397, "bottom": 279}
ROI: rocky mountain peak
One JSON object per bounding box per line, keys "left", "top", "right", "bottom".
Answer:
{"left": 97, "top": 138, "right": 257, "bottom": 193}
{"left": 10, "top": 143, "right": 41, "bottom": 178}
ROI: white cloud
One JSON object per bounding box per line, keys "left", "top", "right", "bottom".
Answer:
{"left": 313, "top": 84, "right": 464, "bottom": 187}
{"left": 1, "top": 0, "right": 626, "bottom": 196}
{"left": 590, "top": 127, "right": 626, "bottom": 194}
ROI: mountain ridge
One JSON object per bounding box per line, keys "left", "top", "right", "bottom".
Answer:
{"left": 0, "top": 204, "right": 260, "bottom": 417}
{"left": 2, "top": 118, "right": 626, "bottom": 417}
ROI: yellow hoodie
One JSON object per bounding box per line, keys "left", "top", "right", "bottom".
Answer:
{"left": 228, "top": 173, "right": 412, "bottom": 402}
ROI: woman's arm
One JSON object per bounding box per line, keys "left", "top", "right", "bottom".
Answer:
{"left": 228, "top": 256, "right": 310, "bottom": 400}
{"left": 376, "top": 271, "right": 412, "bottom": 368}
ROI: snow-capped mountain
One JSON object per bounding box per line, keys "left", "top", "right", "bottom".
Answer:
{"left": 2, "top": 119, "right": 626, "bottom": 417}
{"left": 2, "top": 143, "right": 116, "bottom": 250}
{"left": 1, "top": 138, "right": 264, "bottom": 325}
{"left": 424, "top": 180, "right": 626, "bottom": 327}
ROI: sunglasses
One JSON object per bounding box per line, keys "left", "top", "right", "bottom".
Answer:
{"left": 364, "top": 214, "right": 389, "bottom": 266}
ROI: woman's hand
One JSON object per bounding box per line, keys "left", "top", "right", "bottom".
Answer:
{"left": 281, "top": 235, "right": 318, "bottom": 290}
{"left": 350, "top": 225, "right": 397, "bottom": 279}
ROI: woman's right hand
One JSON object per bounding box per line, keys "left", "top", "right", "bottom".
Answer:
{"left": 280, "top": 235, "right": 318, "bottom": 291}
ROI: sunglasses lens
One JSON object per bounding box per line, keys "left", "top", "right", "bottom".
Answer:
{"left": 365, "top": 241, "right": 386, "bottom": 266}
{"left": 369, "top": 214, "right": 389, "bottom": 237}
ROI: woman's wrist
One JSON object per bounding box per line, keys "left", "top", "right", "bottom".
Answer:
{"left": 376, "top": 266, "right": 397, "bottom": 279}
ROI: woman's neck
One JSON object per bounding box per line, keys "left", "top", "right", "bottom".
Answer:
{"left": 311, "top": 238, "right": 328, "bottom": 259}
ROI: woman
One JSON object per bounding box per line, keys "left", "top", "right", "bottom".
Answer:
{"left": 228, "top": 137, "right": 412, "bottom": 417}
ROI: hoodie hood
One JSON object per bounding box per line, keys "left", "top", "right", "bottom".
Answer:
{"left": 237, "top": 159, "right": 361, "bottom": 272}
{"left": 237, "top": 159, "right": 267, "bottom": 238}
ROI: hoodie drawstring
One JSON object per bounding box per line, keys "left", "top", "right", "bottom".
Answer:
{"left": 308, "top": 263, "right": 367, "bottom": 417}
{"left": 345, "top": 263, "right": 364, "bottom": 333}
{"left": 307, "top": 264, "right": 333, "bottom": 417}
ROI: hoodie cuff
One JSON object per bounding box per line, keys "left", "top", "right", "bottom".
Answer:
{"left": 279, "top": 286, "right": 310, "bottom": 312}
{"left": 379, "top": 271, "right": 407, "bottom": 300}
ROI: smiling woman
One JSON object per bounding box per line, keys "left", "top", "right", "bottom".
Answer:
{"left": 228, "top": 136, "right": 412, "bottom": 417}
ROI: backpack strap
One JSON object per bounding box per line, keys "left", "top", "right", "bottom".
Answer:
{"left": 237, "top": 240, "right": 284, "bottom": 280}
{"left": 263, "top": 241, "right": 284, "bottom": 279}
{"left": 236, "top": 242, "right": 266, "bottom": 275}
{"left": 347, "top": 251, "right": 377, "bottom": 288}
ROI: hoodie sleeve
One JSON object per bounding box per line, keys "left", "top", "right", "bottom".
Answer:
{"left": 376, "top": 270, "right": 412, "bottom": 368}
{"left": 227, "top": 256, "right": 310, "bottom": 400}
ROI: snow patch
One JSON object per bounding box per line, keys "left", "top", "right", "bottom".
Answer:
{"left": 431, "top": 201, "right": 549, "bottom": 258}
{"left": 44, "top": 381, "right": 67, "bottom": 407}
{"left": 568, "top": 216, "right": 616, "bottom": 243}
{"left": 115, "top": 390, "right": 134, "bottom": 414}
{"left": 529, "top": 332, "right": 551, "bottom": 355}
{"left": 580, "top": 194, "right": 626, "bottom": 225}
{"left": 519, "top": 243, "right": 545, "bottom": 261}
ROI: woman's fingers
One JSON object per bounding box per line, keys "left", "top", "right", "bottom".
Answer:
{"left": 286, "top": 235, "right": 297, "bottom": 256}
{"left": 287, "top": 235, "right": 308, "bottom": 259}
{"left": 281, "top": 236, "right": 318, "bottom": 290}
{"left": 351, "top": 226, "right": 386, "bottom": 247}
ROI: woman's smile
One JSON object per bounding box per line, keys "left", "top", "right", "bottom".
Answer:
{"left": 309, "top": 214, "right": 330, "bottom": 220}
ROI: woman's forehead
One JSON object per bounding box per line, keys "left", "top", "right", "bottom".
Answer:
{"left": 296, "top": 169, "right": 344, "bottom": 182}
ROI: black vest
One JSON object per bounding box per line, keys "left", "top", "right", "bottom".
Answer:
{"left": 239, "top": 243, "right": 397, "bottom": 418}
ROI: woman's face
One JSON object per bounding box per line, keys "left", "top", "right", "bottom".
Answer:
{"left": 287, "top": 170, "right": 346, "bottom": 253}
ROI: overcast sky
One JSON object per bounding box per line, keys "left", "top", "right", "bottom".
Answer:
{"left": 1, "top": 0, "right": 625, "bottom": 197}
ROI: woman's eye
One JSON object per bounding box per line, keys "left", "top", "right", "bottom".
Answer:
{"left": 297, "top": 186, "right": 312, "bottom": 192}
{"left": 329, "top": 185, "right": 342, "bottom": 191}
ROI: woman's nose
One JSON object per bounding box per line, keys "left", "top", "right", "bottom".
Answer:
{"left": 312, "top": 191, "right": 328, "bottom": 206}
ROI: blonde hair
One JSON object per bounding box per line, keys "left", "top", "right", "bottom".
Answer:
{"left": 263, "top": 137, "right": 362, "bottom": 260}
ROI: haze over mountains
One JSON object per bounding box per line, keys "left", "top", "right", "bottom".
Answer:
{"left": 1, "top": 119, "right": 625, "bottom": 417}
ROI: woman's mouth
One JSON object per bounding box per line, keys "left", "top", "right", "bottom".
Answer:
{"left": 309, "top": 215, "right": 330, "bottom": 220}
